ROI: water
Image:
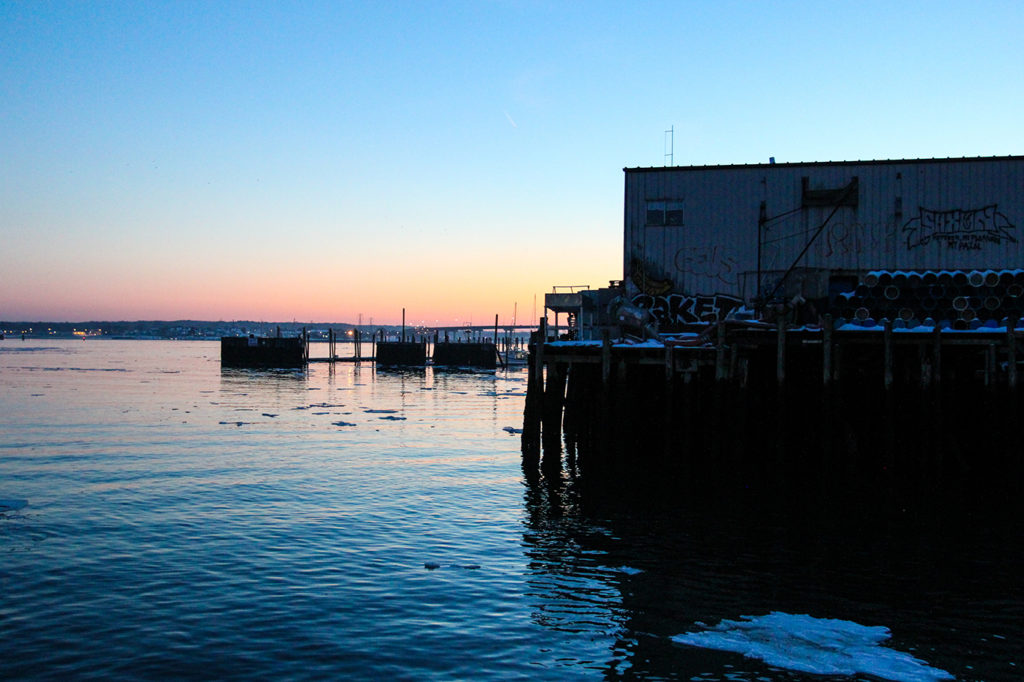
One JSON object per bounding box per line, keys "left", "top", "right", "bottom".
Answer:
{"left": 0, "top": 340, "right": 1020, "bottom": 680}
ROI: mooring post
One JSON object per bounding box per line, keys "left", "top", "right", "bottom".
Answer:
{"left": 883, "top": 319, "right": 893, "bottom": 390}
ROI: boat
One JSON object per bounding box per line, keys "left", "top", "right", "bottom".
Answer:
{"left": 503, "top": 348, "right": 529, "bottom": 365}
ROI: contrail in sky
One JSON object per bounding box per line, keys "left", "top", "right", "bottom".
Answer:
{"left": 504, "top": 111, "right": 518, "bottom": 128}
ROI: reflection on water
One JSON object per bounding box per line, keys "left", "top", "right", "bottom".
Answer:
{"left": 0, "top": 340, "right": 1020, "bottom": 680}
{"left": 519, "top": 465, "right": 1023, "bottom": 681}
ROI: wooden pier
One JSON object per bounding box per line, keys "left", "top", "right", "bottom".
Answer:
{"left": 522, "top": 316, "right": 1024, "bottom": 510}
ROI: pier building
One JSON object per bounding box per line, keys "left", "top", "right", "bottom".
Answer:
{"left": 527, "top": 156, "right": 1024, "bottom": 509}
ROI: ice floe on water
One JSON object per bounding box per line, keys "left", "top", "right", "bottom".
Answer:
{"left": 424, "top": 562, "right": 481, "bottom": 570}
{"left": 672, "top": 613, "right": 953, "bottom": 681}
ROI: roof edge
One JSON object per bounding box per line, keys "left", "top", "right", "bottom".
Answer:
{"left": 623, "top": 154, "right": 1024, "bottom": 173}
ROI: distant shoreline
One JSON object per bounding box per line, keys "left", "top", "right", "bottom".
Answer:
{"left": 0, "top": 320, "right": 381, "bottom": 341}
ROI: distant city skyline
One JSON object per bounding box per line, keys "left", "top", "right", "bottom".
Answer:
{"left": 3, "top": 1, "right": 1022, "bottom": 325}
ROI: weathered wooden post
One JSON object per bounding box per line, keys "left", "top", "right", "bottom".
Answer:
{"left": 986, "top": 342, "right": 997, "bottom": 388}
{"left": 715, "top": 322, "right": 727, "bottom": 381}
{"left": 882, "top": 319, "right": 895, "bottom": 484}
{"left": 1008, "top": 316, "right": 1018, "bottom": 390}
{"left": 919, "top": 341, "right": 930, "bottom": 390}
{"left": 823, "top": 314, "right": 833, "bottom": 387}
{"left": 776, "top": 318, "right": 786, "bottom": 386}
{"left": 521, "top": 319, "right": 546, "bottom": 471}
{"left": 542, "top": 360, "right": 566, "bottom": 475}
{"left": 598, "top": 328, "right": 612, "bottom": 471}
{"left": 884, "top": 319, "right": 894, "bottom": 390}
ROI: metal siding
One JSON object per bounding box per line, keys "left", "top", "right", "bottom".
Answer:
{"left": 624, "top": 158, "right": 1024, "bottom": 303}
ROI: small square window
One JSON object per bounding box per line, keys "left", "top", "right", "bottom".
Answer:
{"left": 646, "top": 200, "right": 683, "bottom": 226}
{"left": 646, "top": 201, "right": 665, "bottom": 226}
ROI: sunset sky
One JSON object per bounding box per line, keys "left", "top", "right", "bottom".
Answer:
{"left": 2, "top": 1, "right": 1022, "bottom": 325}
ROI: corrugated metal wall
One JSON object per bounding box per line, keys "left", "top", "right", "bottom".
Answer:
{"left": 624, "top": 157, "right": 1024, "bottom": 303}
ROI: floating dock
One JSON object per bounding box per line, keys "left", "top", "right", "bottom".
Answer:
{"left": 221, "top": 335, "right": 308, "bottom": 368}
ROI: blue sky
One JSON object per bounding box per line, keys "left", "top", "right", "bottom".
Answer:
{"left": 2, "top": 1, "right": 1022, "bottom": 323}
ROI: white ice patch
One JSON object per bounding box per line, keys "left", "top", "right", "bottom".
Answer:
{"left": 672, "top": 612, "right": 953, "bottom": 681}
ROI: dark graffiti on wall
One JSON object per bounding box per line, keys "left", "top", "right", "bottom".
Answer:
{"left": 631, "top": 292, "right": 744, "bottom": 326}
{"left": 674, "top": 245, "right": 739, "bottom": 286}
{"left": 628, "top": 257, "right": 674, "bottom": 296}
{"left": 904, "top": 205, "right": 1016, "bottom": 251}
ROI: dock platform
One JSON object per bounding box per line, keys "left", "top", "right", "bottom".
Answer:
{"left": 521, "top": 316, "right": 1024, "bottom": 509}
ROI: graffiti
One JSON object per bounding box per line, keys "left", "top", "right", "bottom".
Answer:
{"left": 674, "top": 246, "right": 739, "bottom": 285}
{"left": 904, "top": 205, "right": 1016, "bottom": 251}
{"left": 824, "top": 221, "right": 859, "bottom": 257}
{"left": 628, "top": 257, "right": 673, "bottom": 296}
{"left": 631, "top": 293, "right": 744, "bottom": 326}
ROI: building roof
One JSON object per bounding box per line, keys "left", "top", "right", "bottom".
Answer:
{"left": 624, "top": 154, "right": 1024, "bottom": 174}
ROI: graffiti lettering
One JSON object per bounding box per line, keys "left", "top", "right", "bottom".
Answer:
{"left": 674, "top": 246, "right": 739, "bottom": 286}
{"left": 824, "top": 222, "right": 858, "bottom": 257}
{"left": 631, "top": 293, "right": 743, "bottom": 326}
{"left": 904, "top": 205, "right": 1016, "bottom": 251}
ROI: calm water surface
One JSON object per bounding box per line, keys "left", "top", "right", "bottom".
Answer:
{"left": 0, "top": 340, "right": 1020, "bottom": 680}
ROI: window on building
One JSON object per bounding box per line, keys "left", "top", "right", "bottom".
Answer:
{"left": 646, "top": 200, "right": 684, "bottom": 226}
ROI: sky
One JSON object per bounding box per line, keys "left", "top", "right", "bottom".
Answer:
{"left": 2, "top": 1, "right": 1022, "bottom": 325}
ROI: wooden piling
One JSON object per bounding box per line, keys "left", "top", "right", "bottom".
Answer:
{"left": 823, "top": 314, "right": 833, "bottom": 386}
{"left": 521, "top": 324, "right": 543, "bottom": 470}
{"left": 601, "top": 329, "right": 611, "bottom": 385}
{"left": 715, "top": 322, "right": 727, "bottom": 381}
{"left": 534, "top": 318, "right": 546, "bottom": 393}
{"left": 776, "top": 318, "right": 786, "bottom": 386}
{"left": 919, "top": 341, "right": 930, "bottom": 390}
{"left": 542, "top": 361, "right": 566, "bottom": 474}
{"left": 883, "top": 319, "right": 893, "bottom": 390}
{"left": 1008, "top": 317, "right": 1018, "bottom": 389}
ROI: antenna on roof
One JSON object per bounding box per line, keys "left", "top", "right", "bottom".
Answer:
{"left": 664, "top": 125, "right": 674, "bottom": 166}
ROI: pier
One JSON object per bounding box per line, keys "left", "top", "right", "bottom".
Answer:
{"left": 521, "top": 316, "right": 1024, "bottom": 510}
{"left": 223, "top": 320, "right": 535, "bottom": 369}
